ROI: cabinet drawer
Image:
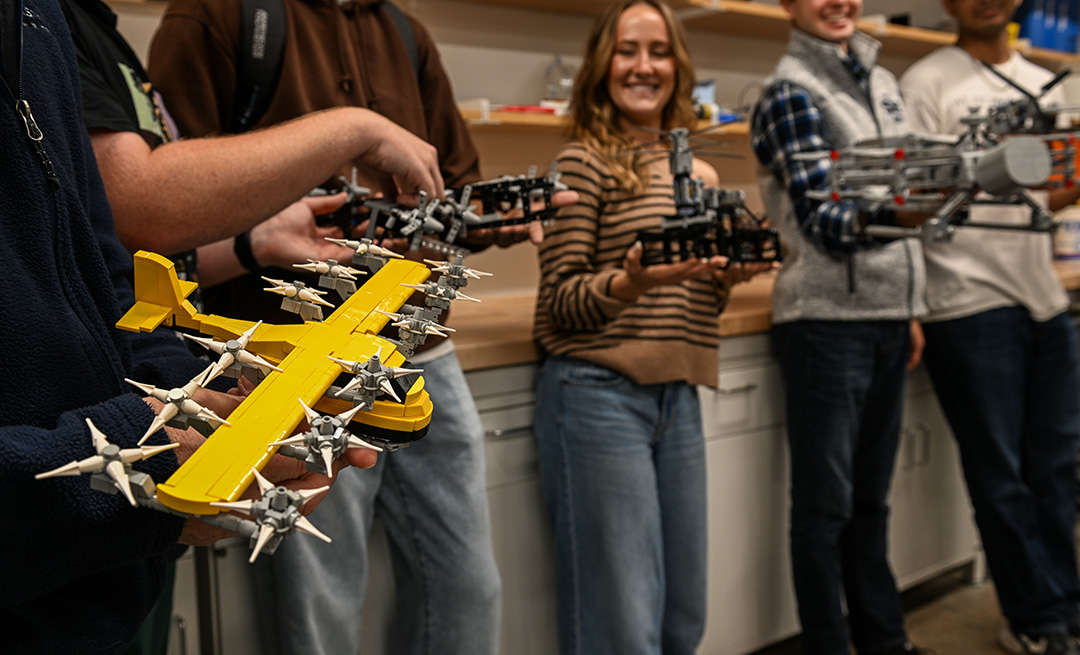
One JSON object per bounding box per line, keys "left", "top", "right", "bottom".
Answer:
{"left": 486, "top": 429, "right": 539, "bottom": 489}
{"left": 701, "top": 362, "right": 785, "bottom": 439}
{"left": 718, "top": 333, "right": 774, "bottom": 366}
{"left": 467, "top": 364, "right": 537, "bottom": 398}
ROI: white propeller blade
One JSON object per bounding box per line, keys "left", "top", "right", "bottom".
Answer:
{"left": 325, "top": 238, "right": 402, "bottom": 259}
{"left": 210, "top": 499, "right": 257, "bottom": 514}
{"left": 375, "top": 309, "right": 403, "bottom": 321}
{"left": 298, "top": 399, "right": 321, "bottom": 424}
{"left": 319, "top": 446, "right": 336, "bottom": 479}
{"left": 334, "top": 376, "right": 366, "bottom": 398}
{"left": 347, "top": 436, "right": 384, "bottom": 452}
{"left": 138, "top": 405, "right": 179, "bottom": 446}
{"left": 378, "top": 379, "right": 402, "bottom": 403}
{"left": 251, "top": 467, "right": 275, "bottom": 495}
{"left": 453, "top": 291, "right": 481, "bottom": 303}
{"left": 105, "top": 459, "right": 136, "bottom": 506}
{"left": 296, "top": 485, "right": 330, "bottom": 506}
{"left": 328, "top": 355, "right": 358, "bottom": 372}
{"left": 294, "top": 515, "right": 332, "bottom": 543}
{"left": 269, "top": 435, "right": 308, "bottom": 448}
{"left": 124, "top": 378, "right": 159, "bottom": 397}
{"left": 119, "top": 443, "right": 179, "bottom": 465}
{"left": 89, "top": 419, "right": 110, "bottom": 453}
{"left": 249, "top": 523, "right": 277, "bottom": 563}
{"left": 35, "top": 456, "right": 106, "bottom": 479}
{"left": 336, "top": 403, "right": 367, "bottom": 423}
{"left": 298, "top": 288, "right": 334, "bottom": 307}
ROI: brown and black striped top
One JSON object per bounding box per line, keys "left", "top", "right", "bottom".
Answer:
{"left": 533, "top": 142, "right": 729, "bottom": 388}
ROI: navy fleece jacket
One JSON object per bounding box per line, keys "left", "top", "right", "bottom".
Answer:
{"left": 0, "top": 1, "right": 215, "bottom": 651}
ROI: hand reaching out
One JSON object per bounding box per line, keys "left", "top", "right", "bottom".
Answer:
{"left": 249, "top": 194, "right": 358, "bottom": 269}
{"left": 359, "top": 114, "right": 444, "bottom": 202}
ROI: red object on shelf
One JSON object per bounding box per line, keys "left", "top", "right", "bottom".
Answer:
{"left": 498, "top": 105, "right": 557, "bottom": 113}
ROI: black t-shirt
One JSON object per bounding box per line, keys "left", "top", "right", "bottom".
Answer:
{"left": 58, "top": 0, "right": 199, "bottom": 300}
{"left": 59, "top": 0, "right": 174, "bottom": 146}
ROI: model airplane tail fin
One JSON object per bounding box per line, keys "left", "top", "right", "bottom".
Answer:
{"left": 116, "top": 251, "right": 202, "bottom": 333}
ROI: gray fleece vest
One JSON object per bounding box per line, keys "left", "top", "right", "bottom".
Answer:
{"left": 757, "top": 29, "right": 926, "bottom": 324}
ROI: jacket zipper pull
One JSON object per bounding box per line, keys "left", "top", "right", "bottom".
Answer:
{"left": 16, "top": 99, "right": 59, "bottom": 188}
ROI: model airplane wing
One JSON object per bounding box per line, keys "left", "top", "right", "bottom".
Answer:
{"left": 117, "top": 251, "right": 432, "bottom": 516}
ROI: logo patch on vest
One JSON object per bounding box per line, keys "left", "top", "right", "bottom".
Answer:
{"left": 881, "top": 97, "right": 904, "bottom": 122}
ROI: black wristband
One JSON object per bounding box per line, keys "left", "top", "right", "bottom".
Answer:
{"left": 233, "top": 231, "right": 261, "bottom": 272}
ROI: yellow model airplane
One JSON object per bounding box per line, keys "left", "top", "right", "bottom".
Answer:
{"left": 113, "top": 250, "right": 433, "bottom": 518}
{"left": 37, "top": 240, "right": 489, "bottom": 560}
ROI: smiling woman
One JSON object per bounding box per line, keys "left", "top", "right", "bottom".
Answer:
{"left": 606, "top": 4, "right": 678, "bottom": 131}
{"left": 531, "top": 1, "right": 777, "bottom": 654}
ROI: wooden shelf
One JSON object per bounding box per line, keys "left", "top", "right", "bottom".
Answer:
{"left": 677, "top": 0, "right": 1080, "bottom": 69}
{"left": 459, "top": 106, "right": 749, "bottom": 138}
{"left": 458, "top": 0, "right": 1080, "bottom": 69}
{"left": 460, "top": 108, "right": 570, "bottom": 133}
{"left": 448, "top": 0, "right": 695, "bottom": 17}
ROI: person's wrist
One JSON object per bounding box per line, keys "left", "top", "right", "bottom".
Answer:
{"left": 233, "top": 231, "right": 262, "bottom": 272}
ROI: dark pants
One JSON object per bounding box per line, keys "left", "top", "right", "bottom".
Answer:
{"left": 774, "top": 319, "right": 911, "bottom": 655}
{"left": 923, "top": 307, "right": 1080, "bottom": 636}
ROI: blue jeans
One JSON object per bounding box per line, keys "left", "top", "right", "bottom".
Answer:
{"left": 533, "top": 356, "right": 707, "bottom": 655}
{"left": 773, "top": 320, "right": 912, "bottom": 655}
{"left": 923, "top": 308, "right": 1080, "bottom": 636}
{"left": 255, "top": 349, "right": 501, "bottom": 655}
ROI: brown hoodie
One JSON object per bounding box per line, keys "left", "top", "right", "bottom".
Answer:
{"left": 148, "top": 0, "right": 481, "bottom": 190}
{"left": 148, "top": 0, "right": 482, "bottom": 327}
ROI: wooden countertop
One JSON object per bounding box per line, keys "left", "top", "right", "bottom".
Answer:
{"left": 449, "top": 261, "right": 1080, "bottom": 372}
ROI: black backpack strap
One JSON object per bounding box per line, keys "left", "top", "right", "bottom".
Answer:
{"left": 231, "top": 0, "right": 417, "bottom": 134}
{"left": 381, "top": 1, "right": 420, "bottom": 81}
{"left": 231, "top": 0, "right": 287, "bottom": 133}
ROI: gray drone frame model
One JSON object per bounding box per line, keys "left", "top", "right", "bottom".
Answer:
{"left": 795, "top": 108, "right": 1077, "bottom": 242}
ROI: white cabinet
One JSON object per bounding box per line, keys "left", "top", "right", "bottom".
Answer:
{"left": 469, "top": 364, "right": 559, "bottom": 655}
{"left": 168, "top": 335, "right": 980, "bottom": 655}
{"left": 169, "top": 540, "right": 263, "bottom": 655}
{"left": 889, "top": 369, "right": 980, "bottom": 588}
{"left": 699, "top": 334, "right": 799, "bottom": 654}
{"left": 464, "top": 334, "right": 978, "bottom": 655}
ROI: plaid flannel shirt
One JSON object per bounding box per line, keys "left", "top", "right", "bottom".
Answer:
{"left": 751, "top": 53, "right": 896, "bottom": 253}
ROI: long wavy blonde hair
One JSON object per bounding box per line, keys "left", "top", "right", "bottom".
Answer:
{"left": 570, "top": 0, "right": 697, "bottom": 192}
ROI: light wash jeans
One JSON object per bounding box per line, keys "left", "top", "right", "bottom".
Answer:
{"left": 923, "top": 308, "right": 1080, "bottom": 636}
{"left": 255, "top": 349, "right": 501, "bottom": 655}
{"left": 533, "top": 355, "right": 708, "bottom": 655}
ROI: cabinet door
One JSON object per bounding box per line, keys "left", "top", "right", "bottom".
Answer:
{"left": 169, "top": 540, "right": 264, "bottom": 655}
{"left": 701, "top": 426, "right": 801, "bottom": 655}
{"left": 888, "top": 386, "right": 980, "bottom": 588}
{"left": 487, "top": 431, "right": 559, "bottom": 655}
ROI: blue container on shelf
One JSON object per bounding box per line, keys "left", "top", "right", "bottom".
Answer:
{"left": 1022, "top": 0, "right": 1047, "bottom": 48}
{"left": 1020, "top": 0, "right": 1079, "bottom": 52}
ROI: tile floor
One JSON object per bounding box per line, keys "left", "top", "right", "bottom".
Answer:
{"left": 751, "top": 562, "right": 1015, "bottom": 655}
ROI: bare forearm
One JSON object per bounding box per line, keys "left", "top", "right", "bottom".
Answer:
{"left": 93, "top": 107, "right": 423, "bottom": 255}
{"left": 195, "top": 239, "right": 246, "bottom": 288}
{"left": 1048, "top": 184, "right": 1080, "bottom": 212}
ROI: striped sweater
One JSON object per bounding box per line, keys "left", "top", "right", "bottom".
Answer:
{"left": 533, "top": 141, "right": 728, "bottom": 387}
